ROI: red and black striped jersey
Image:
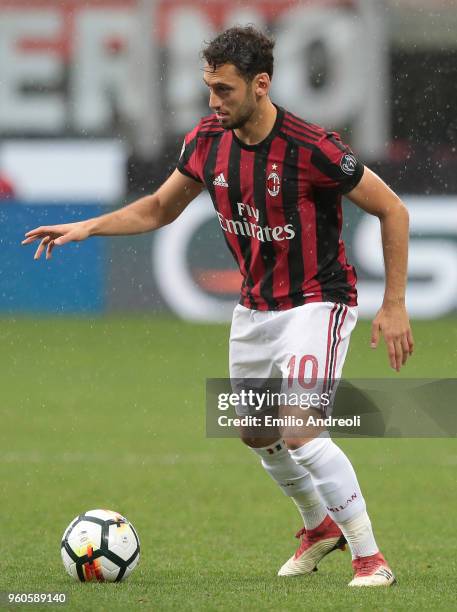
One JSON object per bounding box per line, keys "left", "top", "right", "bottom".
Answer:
{"left": 177, "top": 105, "right": 363, "bottom": 310}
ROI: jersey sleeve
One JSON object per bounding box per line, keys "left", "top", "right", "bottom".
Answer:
{"left": 177, "top": 124, "right": 203, "bottom": 183}
{"left": 309, "top": 131, "right": 364, "bottom": 193}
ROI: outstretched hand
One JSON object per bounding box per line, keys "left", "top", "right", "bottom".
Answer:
{"left": 371, "top": 303, "right": 414, "bottom": 372}
{"left": 21, "top": 222, "right": 90, "bottom": 260}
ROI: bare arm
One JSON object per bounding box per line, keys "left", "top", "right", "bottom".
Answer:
{"left": 22, "top": 169, "right": 203, "bottom": 259}
{"left": 346, "top": 167, "right": 414, "bottom": 371}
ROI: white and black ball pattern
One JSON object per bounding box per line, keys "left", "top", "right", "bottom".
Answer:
{"left": 61, "top": 509, "right": 140, "bottom": 582}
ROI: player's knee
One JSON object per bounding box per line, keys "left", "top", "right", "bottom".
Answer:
{"left": 283, "top": 434, "right": 323, "bottom": 450}
{"left": 240, "top": 435, "right": 279, "bottom": 448}
{"left": 283, "top": 437, "right": 306, "bottom": 450}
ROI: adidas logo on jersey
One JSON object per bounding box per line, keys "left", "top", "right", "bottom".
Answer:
{"left": 213, "top": 173, "right": 228, "bottom": 188}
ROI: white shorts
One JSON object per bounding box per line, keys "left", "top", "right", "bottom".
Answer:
{"left": 229, "top": 302, "right": 357, "bottom": 416}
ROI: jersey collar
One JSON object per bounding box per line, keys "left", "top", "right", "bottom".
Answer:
{"left": 231, "top": 104, "right": 284, "bottom": 151}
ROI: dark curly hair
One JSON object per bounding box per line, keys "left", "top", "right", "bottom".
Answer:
{"left": 202, "top": 26, "right": 275, "bottom": 81}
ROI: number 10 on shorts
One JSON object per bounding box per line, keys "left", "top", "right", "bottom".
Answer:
{"left": 287, "top": 354, "right": 318, "bottom": 389}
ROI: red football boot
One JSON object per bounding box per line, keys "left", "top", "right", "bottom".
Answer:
{"left": 348, "top": 552, "right": 396, "bottom": 586}
{"left": 278, "top": 515, "right": 346, "bottom": 576}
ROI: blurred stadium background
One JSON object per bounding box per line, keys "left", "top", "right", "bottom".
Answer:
{"left": 0, "top": 0, "right": 456, "bottom": 320}
{"left": 1, "top": 2, "right": 456, "bottom": 609}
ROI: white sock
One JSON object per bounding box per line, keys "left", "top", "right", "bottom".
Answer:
{"left": 250, "top": 439, "right": 327, "bottom": 529}
{"left": 289, "top": 437, "right": 379, "bottom": 557}
{"left": 289, "top": 436, "right": 366, "bottom": 523}
{"left": 338, "top": 511, "right": 379, "bottom": 559}
{"left": 291, "top": 486, "right": 328, "bottom": 530}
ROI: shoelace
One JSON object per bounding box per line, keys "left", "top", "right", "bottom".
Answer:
{"left": 294, "top": 527, "right": 311, "bottom": 556}
{"left": 295, "top": 527, "right": 307, "bottom": 539}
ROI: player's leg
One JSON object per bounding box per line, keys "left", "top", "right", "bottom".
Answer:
{"left": 287, "top": 434, "right": 394, "bottom": 586}
{"left": 269, "top": 303, "right": 350, "bottom": 576}
{"left": 245, "top": 434, "right": 327, "bottom": 531}
{"left": 278, "top": 302, "right": 395, "bottom": 586}
{"left": 229, "top": 305, "right": 326, "bottom": 531}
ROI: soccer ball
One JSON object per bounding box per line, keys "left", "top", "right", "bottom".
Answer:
{"left": 61, "top": 509, "right": 140, "bottom": 582}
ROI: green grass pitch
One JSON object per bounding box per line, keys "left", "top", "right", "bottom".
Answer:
{"left": 0, "top": 316, "right": 456, "bottom": 611}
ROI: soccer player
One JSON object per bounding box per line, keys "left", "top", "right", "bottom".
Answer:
{"left": 23, "top": 26, "right": 413, "bottom": 587}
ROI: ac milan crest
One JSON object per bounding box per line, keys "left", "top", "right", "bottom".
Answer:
{"left": 267, "top": 171, "right": 280, "bottom": 197}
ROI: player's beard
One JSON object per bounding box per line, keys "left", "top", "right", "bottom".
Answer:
{"left": 221, "top": 90, "right": 257, "bottom": 130}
